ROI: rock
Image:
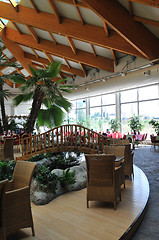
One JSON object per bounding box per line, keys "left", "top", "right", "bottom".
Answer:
{"left": 30, "top": 161, "right": 87, "bottom": 205}
{"left": 35, "top": 158, "right": 52, "bottom": 168}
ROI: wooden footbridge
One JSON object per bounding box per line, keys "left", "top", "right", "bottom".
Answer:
{"left": 17, "top": 125, "right": 111, "bottom": 160}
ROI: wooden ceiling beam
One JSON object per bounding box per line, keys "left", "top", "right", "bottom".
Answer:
{"left": 90, "top": 44, "right": 96, "bottom": 57}
{"left": 133, "top": 16, "right": 159, "bottom": 28}
{"left": 128, "top": 1, "right": 133, "bottom": 17}
{"left": 66, "top": 36, "right": 77, "bottom": 54}
{"left": 8, "top": 0, "right": 18, "bottom": 12}
{"left": 82, "top": 0, "right": 159, "bottom": 60}
{"left": 0, "top": 57, "right": 17, "bottom": 71}
{"left": 24, "top": 52, "right": 87, "bottom": 77}
{"left": 128, "top": 0, "right": 159, "bottom": 8}
{"left": 64, "top": 58, "right": 71, "bottom": 69}
{"left": 73, "top": 0, "right": 85, "bottom": 25}
{"left": 43, "top": 51, "right": 53, "bottom": 63}
{"left": 31, "top": 48, "right": 39, "bottom": 58}
{"left": 26, "top": 25, "right": 40, "bottom": 43}
{"left": 111, "top": 49, "right": 118, "bottom": 66}
{"left": 1, "top": 28, "right": 34, "bottom": 76}
{"left": 79, "top": 63, "right": 87, "bottom": 77}
{"left": 48, "top": 31, "right": 57, "bottom": 45}
{"left": 0, "top": 1, "right": 143, "bottom": 57}
{"left": 6, "top": 28, "right": 114, "bottom": 72}
{"left": 11, "top": 21, "right": 22, "bottom": 34}
{"left": 55, "top": 0, "right": 87, "bottom": 8}
{"left": 102, "top": 20, "right": 110, "bottom": 37}
{"left": 30, "top": 0, "right": 39, "bottom": 13}
{"left": 48, "top": 0, "right": 61, "bottom": 23}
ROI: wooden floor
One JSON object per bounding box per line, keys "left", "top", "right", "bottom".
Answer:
{"left": 7, "top": 165, "right": 149, "bottom": 240}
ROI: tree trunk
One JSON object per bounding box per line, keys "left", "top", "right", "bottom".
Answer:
{"left": 25, "top": 86, "right": 44, "bottom": 133}
{"left": 0, "top": 83, "right": 8, "bottom": 131}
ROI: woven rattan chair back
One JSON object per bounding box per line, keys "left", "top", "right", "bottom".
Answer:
{"left": 4, "top": 138, "right": 14, "bottom": 160}
{"left": 85, "top": 154, "right": 121, "bottom": 209}
{"left": 0, "top": 180, "right": 8, "bottom": 240}
{"left": 13, "top": 161, "right": 36, "bottom": 189}
{"left": 104, "top": 145, "right": 125, "bottom": 157}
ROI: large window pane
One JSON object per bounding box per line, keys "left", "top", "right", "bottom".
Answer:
{"left": 102, "top": 105, "right": 116, "bottom": 132}
{"left": 90, "top": 96, "right": 101, "bottom": 107}
{"left": 102, "top": 93, "right": 115, "bottom": 105}
{"left": 77, "top": 99, "right": 86, "bottom": 108}
{"left": 121, "top": 89, "right": 137, "bottom": 103}
{"left": 121, "top": 103, "right": 138, "bottom": 134}
{"left": 139, "top": 85, "right": 158, "bottom": 101}
{"left": 77, "top": 109, "right": 86, "bottom": 122}
{"left": 139, "top": 100, "right": 159, "bottom": 138}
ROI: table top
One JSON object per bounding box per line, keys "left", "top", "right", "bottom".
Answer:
{"left": 115, "top": 156, "right": 124, "bottom": 162}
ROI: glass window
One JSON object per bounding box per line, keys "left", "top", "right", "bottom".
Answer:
{"left": 139, "top": 100, "right": 159, "bottom": 119}
{"left": 90, "top": 107, "right": 101, "bottom": 119}
{"left": 121, "top": 89, "right": 137, "bottom": 103}
{"left": 76, "top": 109, "right": 86, "bottom": 122}
{"left": 77, "top": 99, "right": 86, "bottom": 108}
{"left": 90, "top": 96, "right": 101, "bottom": 107}
{"left": 70, "top": 101, "right": 76, "bottom": 109}
{"left": 102, "top": 105, "right": 116, "bottom": 120}
{"left": 121, "top": 103, "right": 138, "bottom": 134}
{"left": 102, "top": 93, "right": 115, "bottom": 105}
{"left": 139, "top": 85, "right": 158, "bottom": 101}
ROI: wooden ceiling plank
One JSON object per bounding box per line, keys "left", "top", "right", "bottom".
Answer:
{"left": 128, "top": 1, "right": 133, "bottom": 17}
{"left": 11, "top": 21, "right": 22, "bottom": 34}
{"left": 48, "top": 31, "right": 57, "bottom": 45}
{"left": 0, "top": 69, "right": 14, "bottom": 87}
{"left": 26, "top": 25, "right": 40, "bottom": 43}
{"left": 48, "top": 0, "right": 61, "bottom": 23}
{"left": 129, "top": 0, "right": 159, "bottom": 8}
{"left": 59, "top": 72, "right": 64, "bottom": 79}
{"left": 66, "top": 36, "right": 77, "bottom": 55}
{"left": 90, "top": 44, "right": 96, "bottom": 57}
{"left": 73, "top": 0, "right": 85, "bottom": 25}
{"left": 32, "top": 62, "right": 45, "bottom": 68}
{"left": 43, "top": 51, "right": 53, "bottom": 63}
{"left": 111, "top": 49, "right": 118, "bottom": 66}
{"left": 6, "top": 29, "right": 114, "bottom": 72}
{"left": 133, "top": 16, "right": 159, "bottom": 28}
{"left": 79, "top": 62, "right": 87, "bottom": 77}
{"left": 102, "top": 20, "right": 110, "bottom": 37}
{"left": 1, "top": 28, "right": 34, "bottom": 76}
{"left": 30, "top": 0, "right": 39, "bottom": 13}
{"left": 24, "top": 52, "right": 87, "bottom": 77}
{"left": 31, "top": 48, "right": 39, "bottom": 58}
{"left": 0, "top": 1, "right": 143, "bottom": 57}
{"left": 55, "top": 0, "right": 87, "bottom": 8}
{"left": 0, "top": 57, "right": 17, "bottom": 71}
{"left": 82, "top": 0, "right": 159, "bottom": 60}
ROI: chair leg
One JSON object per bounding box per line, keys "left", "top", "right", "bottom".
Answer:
{"left": 87, "top": 199, "right": 89, "bottom": 208}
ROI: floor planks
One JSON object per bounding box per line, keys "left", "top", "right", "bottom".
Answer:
{"left": 7, "top": 165, "right": 149, "bottom": 240}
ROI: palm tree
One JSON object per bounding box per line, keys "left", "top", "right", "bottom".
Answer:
{"left": 0, "top": 39, "right": 19, "bottom": 131}
{"left": 11, "top": 61, "right": 74, "bottom": 133}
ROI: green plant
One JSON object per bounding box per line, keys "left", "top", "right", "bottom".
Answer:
{"left": 28, "top": 153, "right": 46, "bottom": 162}
{"left": 128, "top": 115, "right": 143, "bottom": 132}
{"left": 149, "top": 119, "right": 159, "bottom": 134}
{"left": 35, "top": 165, "right": 57, "bottom": 189}
{"left": 11, "top": 61, "right": 74, "bottom": 133}
{"left": 109, "top": 118, "right": 120, "bottom": 132}
{"left": 0, "top": 160, "right": 16, "bottom": 181}
{"left": 58, "top": 168, "right": 76, "bottom": 188}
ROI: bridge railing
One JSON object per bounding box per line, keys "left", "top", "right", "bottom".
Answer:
{"left": 18, "top": 125, "right": 111, "bottom": 160}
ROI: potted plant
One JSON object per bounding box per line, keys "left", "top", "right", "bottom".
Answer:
{"left": 149, "top": 119, "right": 159, "bottom": 135}
{"left": 109, "top": 118, "right": 120, "bottom": 132}
{"left": 128, "top": 115, "right": 143, "bottom": 134}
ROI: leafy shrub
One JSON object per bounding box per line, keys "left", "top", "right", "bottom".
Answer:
{"left": 55, "top": 152, "right": 80, "bottom": 169}
{"left": 0, "top": 160, "right": 16, "bottom": 181}
{"left": 35, "top": 165, "right": 57, "bottom": 189}
{"left": 109, "top": 118, "right": 120, "bottom": 132}
{"left": 128, "top": 115, "right": 143, "bottom": 132}
{"left": 29, "top": 153, "right": 45, "bottom": 162}
{"left": 149, "top": 119, "right": 159, "bottom": 134}
{"left": 58, "top": 168, "right": 76, "bottom": 188}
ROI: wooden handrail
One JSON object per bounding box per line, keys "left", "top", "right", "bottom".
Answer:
{"left": 17, "top": 125, "right": 111, "bottom": 160}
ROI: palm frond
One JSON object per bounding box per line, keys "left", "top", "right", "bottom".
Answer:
{"left": 46, "top": 61, "right": 62, "bottom": 79}
{"left": 10, "top": 73, "right": 27, "bottom": 84}
{"left": 13, "top": 92, "right": 34, "bottom": 106}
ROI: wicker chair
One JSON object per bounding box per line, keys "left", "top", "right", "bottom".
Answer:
{"left": 0, "top": 138, "right": 14, "bottom": 160}
{"left": 104, "top": 145, "right": 126, "bottom": 188}
{"left": 0, "top": 180, "right": 8, "bottom": 240}
{"left": 85, "top": 154, "right": 122, "bottom": 210}
{"left": 2, "top": 161, "right": 36, "bottom": 239}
